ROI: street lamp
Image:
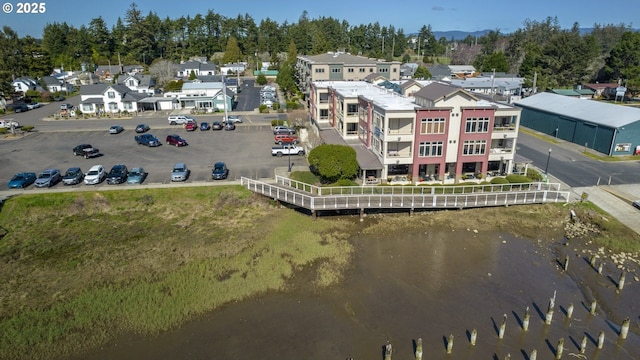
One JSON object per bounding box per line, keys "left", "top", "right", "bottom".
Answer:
{"left": 544, "top": 148, "right": 552, "bottom": 175}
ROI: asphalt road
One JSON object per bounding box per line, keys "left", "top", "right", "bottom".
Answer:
{"left": 515, "top": 131, "right": 640, "bottom": 187}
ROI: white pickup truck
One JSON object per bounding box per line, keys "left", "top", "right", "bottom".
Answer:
{"left": 271, "top": 144, "right": 305, "bottom": 157}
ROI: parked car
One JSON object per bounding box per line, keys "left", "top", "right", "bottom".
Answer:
{"left": 211, "top": 121, "right": 223, "bottom": 130}
{"left": 274, "top": 134, "right": 299, "bottom": 145}
{"left": 109, "top": 125, "right": 124, "bottom": 134}
{"left": 53, "top": 95, "right": 66, "bottom": 101}
{"left": 166, "top": 134, "right": 188, "bottom": 147}
{"left": 0, "top": 120, "right": 20, "bottom": 128}
{"left": 211, "top": 162, "right": 229, "bottom": 180}
{"left": 127, "top": 167, "right": 147, "bottom": 184}
{"left": 168, "top": 115, "right": 195, "bottom": 125}
{"left": 8, "top": 172, "right": 36, "bottom": 189}
{"left": 62, "top": 167, "right": 84, "bottom": 185}
{"left": 135, "top": 124, "right": 150, "bottom": 133}
{"left": 633, "top": 200, "right": 640, "bottom": 210}
{"left": 273, "top": 126, "right": 296, "bottom": 135}
{"left": 171, "top": 162, "right": 190, "bottom": 182}
{"left": 200, "top": 122, "right": 211, "bottom": 131}
{"left": 223, "top": 115, "right": 242, "bottom": 124}
{"left": 106, "top": 164, "right": 129, "bottom": 184}
{"left": 73, "top": 144, "right": 93, "bottom": 156}
{"left": 34, "top": 169, "right": 61, "bottom": 188}
{"left": 8, "top": 104, "right": 28, "bottom": 113}
{"left": 135, "top": 133, "right": 161, "bottom": 147}
{"left": 27, "top": 102, "right": 41, "bottom": 110}
{"left": 84, "top": 165, "right": 106, "bottom": 185}
{"left": 185, "top": 122, "right": 198, "bottom": 131}
{"left": 224, "top": 122, "right": 236, "bottom": 131}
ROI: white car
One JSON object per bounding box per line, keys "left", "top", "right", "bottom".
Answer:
{"left": 171, "top": 162, "right": 190, "bottom": 182}
{"left": 84, "top": 165, "right": 106, "bottom": 185}
{"left": 223, "top": 115, "right": 242, "bottom": 124}
{"left": 27, "top": 102, "right": 41, "bottom": 110}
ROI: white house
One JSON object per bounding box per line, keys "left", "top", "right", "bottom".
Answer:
{"left": 41, "top": 76, "right": 75, "bottom": 93}
{"left": 11, "top": 77, "right": 40, "bottom": 93}
{"left": 177, "top": 60, "right": 217, "bottom": 78}
{"left": 220, "top": 62, "right": 246, "bottom": 75}
{"left": 79, "top": 84, "right": 146, "bottom": 114}
{"left": 118, "top": 74, "right": 156, "bottom": 95}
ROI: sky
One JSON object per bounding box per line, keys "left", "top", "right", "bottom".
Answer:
{"left": 1, "top": 0, "right": 637, "bottom": 38}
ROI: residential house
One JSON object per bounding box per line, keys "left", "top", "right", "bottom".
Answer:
{"left": 220, "top": 62, "right": 246, "bottom": 75}
{"left": 42, "top": 76, "right": 75, "bottom": 93}
{"left": 449, "top": 75, "right": 524, "bottom": 99}
{"left": 400, "top": 63, "right": 419, "bottom": 79}
{"left": 164, "top": 80, "right": 234, "bottom": 111}
{"left": 11, "top": 77, "right": 40, "bottom": 94}
{"left": 550, "top": 88, "right": 594, "bottom": 99}
{"left": 123, "top": 64, "right": 144, "bottom": 75}
{"left": 582, "top": 83, "right": 619, "bottom": 98}
{"left": 79, "top": 84, "right": 147, "bottom": 114}
{"left": 118, "top": 74, "right": 156, "bottom": 95}
{"left": 177, "top": 60, "right": 216, "bottom": 78}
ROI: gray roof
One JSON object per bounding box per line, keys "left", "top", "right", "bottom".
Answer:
{"left": 42, "top": 76, "right": 62, "bottom": 86}
{"left": 515, "top": 92, "right": 640, "bottom": 128}
{"left": 414, "top": 82, "right": 477, "bottom": 102}
{"left": 300, "top": 52, "right": 398, "bottom": 65}
{"left": 80, "top": 84, "right": 108, "bottom": 95}
{"left": 117, "top": 74, "right": 155, "bottom": 87}
{"left": 318, "top": 128, "right": 382, "bottom": 170}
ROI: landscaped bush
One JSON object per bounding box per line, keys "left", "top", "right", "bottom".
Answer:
{"left": 490, "top": 177, "right": 510, "bottom": 184}
{"left": 270, "top": 119, "right": 286, "bottom": 127}
{"left": 0, "top": 128, "right": 7, "bottom": 134}
{"left": 505, "top": 174, "right": 532, "bottom": 183}
{"left": 526, "top": 168, "right": 543, "bottom": 181}
{"left": 21, "top": 126, "right": 34, "bottom": 132}
{"left": 259, "top": 104, "right": 269, "bottom": 113}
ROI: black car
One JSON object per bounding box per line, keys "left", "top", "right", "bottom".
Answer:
{"left": 211, "top": 162, "right": 229, "bottom": 180}
{"left": 211, "top": 121, "right": 223, "bottom": 130}
{"left": 73, "top": 144, "right": 93, "bottom": 156}
{"left": 106, "top": 164, "right": 128, "bottom": 184}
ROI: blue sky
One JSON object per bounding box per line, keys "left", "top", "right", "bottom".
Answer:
{"left": 1, "top": 0, "right": 637, "bottom": 38}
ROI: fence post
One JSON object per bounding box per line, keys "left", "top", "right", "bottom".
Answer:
{"left": 446, "top": 334, "right": 454, "bottom": 354}
{"left": 620, "top": 318, "right": 630, "bottom": 340}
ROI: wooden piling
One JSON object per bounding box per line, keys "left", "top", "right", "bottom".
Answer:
{"left": 499, "top": 314, "right": 507, "bottom": 339}
{"left": 563, "top": 255, "right": 569, "bottom": 271}
{"left": 530, "top": 349, "right": 537, "bottom": 360}
{"left": 384, "top": 341, "right": 392, "bottom": 360}
{"left": 359, "top": 208, "right": 364, "bottom": 222}
{"left": 580, "top": 335, "right": 587, "bottom": 354}
{"left": 566, "top": 303, "right": 574, "bottom": 319}
{"left": 470, "top": 329, "right": 477, "bottom": 346}
{"left": 446, "top": 334, "right": 454, "bottom": 354}
{"left": 415, "top": 337, "right": 422, "bottom": 360}
{"left": 556, "top": 338, "right": 564, "bottom": 359}
{"left": 590, "top": 299, "right": 597, "bottom": 315}
{"left": 620, "top": 318, "right": 630, "bottom": 340}
{"left": 522, "top": 306, "right": 530, "bottom": 331}
{"left": 618, "top": 270, "right": 626, "bottom": 290}
{"left": 590, "top": 254, "right": 596, "bottom": 268}
{"left": 545, "top": 298, "right": 554, "bottom": 325}
{"left": 597, "top": 262, "right": 603, "bottom": 274}
{"left": 597, "top": 331, "right": 605, "bottom": 349}
{"left": 505, "top": 353, "right": 510, "bottom": 360}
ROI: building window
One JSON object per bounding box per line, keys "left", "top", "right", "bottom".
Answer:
{"left": 370, "top": 69, "right": 374, "bottom": 72}
{"left": 379, "top": 68, "right": 389, "bottom": 73}
{"left": 128, "top": 80, "right": 135, "bottom": 86}
{"left": 315, "top": 68, "right": 325, "bottom": 73}
{"left": 465, "top": 117, "right": 490, "bottom": 133}
{"left": 320, "top": 109, "right": 329, "bottom": 118}
{"left": 359, "top": 68, "right": 365, "bottom": 73}
{"left": 462, "top": 140, "right": 487, "bottom": 155}
{"left": 347, "top": 104, "right": 357, "bottom": 115}
{"left": 331, "top": 68, "right": 341, "bottom": 73}
{"left": 393, "top": 68, "right": 397, "bottom": 72}
{"left": 419, "top": 141, "right": 444, "bottom": 157}
{"left": 108, "top": 102, "right": 118, "bottom": 111}
{"left": 347, "top": 68, "right": 354, "bottom": 73}
{"left": 420, "top": 118, "right": 446, "bottom": 134}
{"left": 107, "top": 91, "right": 115, "bottom": 99}
{"left": 123, "top": 102, "right": 133, "bottom": 110}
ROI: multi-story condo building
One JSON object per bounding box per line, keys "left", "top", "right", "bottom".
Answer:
{"left": 296, "top": 52, "right": 401, "bottom": 102}
{"left": 310, "top": 81, "right": 521, "bottom": 182}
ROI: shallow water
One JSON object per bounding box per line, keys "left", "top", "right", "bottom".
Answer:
{"left": 79, "top": 227, "right": 640, "bottom": 359}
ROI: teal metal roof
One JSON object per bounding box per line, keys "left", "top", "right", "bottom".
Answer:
{"left": 515, "top": 92, "right": 640, "bottom": 128}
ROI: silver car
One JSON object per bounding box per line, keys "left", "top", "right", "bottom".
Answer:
{"left": 171, "top": 163, "right": 190, "bottom": 182}
{"left": 34, "top": 169, "right": 61, "bottom": 188}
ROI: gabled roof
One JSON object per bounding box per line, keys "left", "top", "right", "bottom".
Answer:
{"left": 515, "top": 92, "right": 640, "bottom": 128}
{"left": 582, "top": 83, "right": 618, "bottom": 92}
{"left": 400, "top": 79, "right": 422, "bottom": 92}
{"left": 42, "top": 76, "right": 62, "bottom": 86}
{"left": 551, "top": 89, "right": 581, "bottom": 96}
{"left": 12, "top": 77, "right": 38, "bottom": 85}
{"left": 414, "top": 82, "right": 478, "bottom": 102}
{"left": 118, "top": 74, "right": 155, "bottom": 87}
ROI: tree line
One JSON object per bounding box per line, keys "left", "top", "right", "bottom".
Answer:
{"left": 1, "top": 3, "right": 639, "bottom": 97}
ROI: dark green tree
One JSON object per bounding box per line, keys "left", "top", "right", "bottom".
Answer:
{"left": 256, "top": 73, "right": 267, "bottom": 85}
{"left": 308, "top": 144, "right": 358, "bottom": 183}
{"left": 604, "top": 31, "right": 640, "bottom": 95}
{"left": 413, "top": 66, "right": 431, "bottom": 79}
{"left": 479, "top": 52, "right": 509, "bottom": 73}
{"left": 188, "top": 70, "right": 196, "bottom": 80}
{"left": 222, "top": 36, "right": 242, "bottom": 64}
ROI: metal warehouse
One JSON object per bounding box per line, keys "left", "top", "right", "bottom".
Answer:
{"left": 515, "top": 92, "right": 640, "bottom": 156}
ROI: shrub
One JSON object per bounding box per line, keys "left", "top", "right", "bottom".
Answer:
{"left": 0, "top": 128, "right": 7, "bottom": 134}
{"left": 490, "top": 177, "right": 509, "bottom": 184}
{"left": 21, "top": 126, "right": 34, "bottom": 132}
{"left": 270, "top": 119, "right": 286, "bottom": 127}
{"left": 505, "top": 174, "right": 532, "bottom": 183}
{"left": 259, "top": 104, "right": 269, "bottom": 113}
{"left": 526, "top": 168, "right": 543, "bottom": 181}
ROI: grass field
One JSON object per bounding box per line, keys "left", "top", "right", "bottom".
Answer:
{"left": 1, "top": 186, "right": 638, "bottom": 360}
{"left": 0, "top": 187, "right": 354, "bottom": 360}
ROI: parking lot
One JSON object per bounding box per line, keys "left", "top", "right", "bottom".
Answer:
{"left": 0, "top": 121, "right": 308, "bottom": 190}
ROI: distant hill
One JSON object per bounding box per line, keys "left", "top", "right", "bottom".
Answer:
{"left": 430, "top": 28, "right": 639, "bottom": 41}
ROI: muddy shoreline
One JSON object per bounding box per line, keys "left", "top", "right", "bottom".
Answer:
{"left": 79, "top": 216, "right": 640, "bottom": 360}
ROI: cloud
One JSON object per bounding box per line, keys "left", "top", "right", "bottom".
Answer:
{"left": 432, "top": 6, "right": 445, "bottom": 11}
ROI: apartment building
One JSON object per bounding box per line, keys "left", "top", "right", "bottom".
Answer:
{"left": 296, "top": 52, "right": 401, "bottom": 101}
{"left": 311, "top": 81, "right": 521, "bottom": 182}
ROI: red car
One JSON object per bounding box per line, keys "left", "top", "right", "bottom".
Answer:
{"left": 274, "top": 134, "right": 299, "bottom": 145}
{"left": 166, "top": 134, "right": 188, "bottom": 147}
{"left": 185, "top": 122, "right": 198, "bottom": 131}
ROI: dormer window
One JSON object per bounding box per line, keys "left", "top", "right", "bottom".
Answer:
{"left": 107, "top": 91, "right": 115, "bottom": 99}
